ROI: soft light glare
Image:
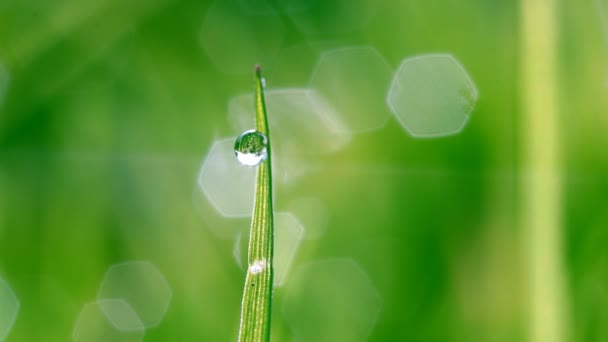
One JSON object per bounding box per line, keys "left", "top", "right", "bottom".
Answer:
{"left": 73, "top": 302, "right": 144, "bottom": 342}
{"left": 97, "top": 261, "right": 172, "bottom": 329}
{"left": 0, "top": 276, "right": 19, "bottom": 341}
{"left": 283, "top": 258, "right": 382, "bottom": 341}
{"left": 387, "top": 54, "right": 478, "bottom": 138}
{"left": 228, "top": 89, "right": 351, "bottom": 182}
{"left": 198, "top": 137, "right": 257, "bottom": 218}
{"left": 309, "top": 46, "right": 393, "bottom": 133}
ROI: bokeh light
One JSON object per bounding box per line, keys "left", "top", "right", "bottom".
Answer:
{"left": 0, "top": 1, "right": 605, "bottom": 341}
{"left": 387, "top": 54, "right": 478, "bottom": 137}
{"left": 232, "top": 231, "right": 246, "bottom": 270}
{"left": 286, "top": 196, "right": 330, "bottom": 240}
{"left": 282, "top": 258, "right": 382, "bottom": 341}
{"left": 98, "top": 299, "right": 145, "bottom": 332}
{"left": 197, "top": 137, "right": 257, "bottom": 218}
{"left": 0, "top": 276, "right": 19, "bottom": 341}
{"left": 97, "top": 261, "right": 172, "bottom": 329}
{"left": 73, "top": 302, "right": 145, "bottom": 342}
{"left": 309, "top": 46, "right": 393, "bottom": 134}
{"left": 228, "top": 88, "right": 350, "bottom": 182}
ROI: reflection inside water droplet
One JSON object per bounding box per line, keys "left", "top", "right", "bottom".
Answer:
{"left": 234, "top": 130, "right": 268, "bottom": 166}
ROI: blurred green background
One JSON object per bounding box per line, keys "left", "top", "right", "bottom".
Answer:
{"left": 1, "top": 0, "right": 607, "bottom": 341}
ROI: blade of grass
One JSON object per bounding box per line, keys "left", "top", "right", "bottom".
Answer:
{"left": 238, "top": 65, "right": 274, "bottom": 342}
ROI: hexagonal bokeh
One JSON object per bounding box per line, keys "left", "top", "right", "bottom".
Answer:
{"left": 286, "top": 196, "right": 330, "bottom": 240}
{"left": 0, "top": 63, "right": 8, "bottom": 107}
{"left": 228, "top": 88, "right": 350, "bottom": 182}
{"left": 97, "top": 261, "right": 172, "bottom": 329}
{"left": 193, "top": 186, "right": 251, "bottom": 240}
{"left": 282, "top": 258, "right": 382, "bottom": 341}
{"left": 98, "top": 299, "right": 145, "bottom": 332}
{"left": 197, "top": 137, "right": 257, "bottom": 218}
{"left": 73, "top": 302, "right": 144, "bottom": 342}
{"left": 309, "top": 46, "right": 393, "bottom": 133}
{"left": 387, "top": 54, "right": 479, "bottom": 138}
{"left": 0, "top": 276, "right": 19, "bottom": 341}
{"left": 232, "top": 212, "right": 305, "bottom": 286}
{"left": 277, "top": 0, "right": 375, "bottom": 35}
{"left": 200, "top": 0, "right": 285, "bottom": 74}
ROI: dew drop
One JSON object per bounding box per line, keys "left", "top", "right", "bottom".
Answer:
{"left": 234, "top": 130, "right": 268, "bottom": 166}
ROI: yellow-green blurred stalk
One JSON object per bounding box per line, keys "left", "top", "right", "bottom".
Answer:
{"left": 520, "top": 0, "right": 568, "bottom": 341}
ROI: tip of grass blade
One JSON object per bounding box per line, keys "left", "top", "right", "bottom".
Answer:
{"left": 255, "top": 64, "right": 262, "bottom": 78}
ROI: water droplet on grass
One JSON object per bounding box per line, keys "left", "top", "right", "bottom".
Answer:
{"left": 234, "top": 130, "right": 268, "bottom": 166}
{"left": 227, "top": 89, "right": 350, "bottom": 181}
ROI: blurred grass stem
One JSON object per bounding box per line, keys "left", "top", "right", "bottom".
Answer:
{"left": 520, "top": 0, "right": 568, "bottom": 341}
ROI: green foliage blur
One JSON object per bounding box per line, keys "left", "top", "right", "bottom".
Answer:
{"left": 0, "top": 0, "right": 607, "bottom": 341}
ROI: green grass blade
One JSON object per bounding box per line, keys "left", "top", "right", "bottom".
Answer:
{"left": 237, "top": 66, "right": 274, "bottom": 342}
